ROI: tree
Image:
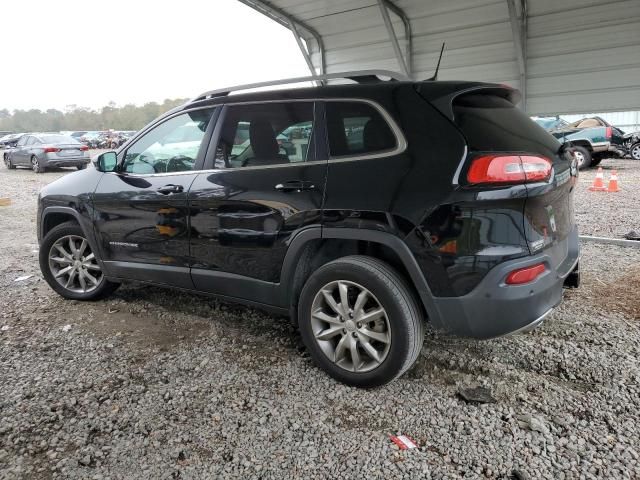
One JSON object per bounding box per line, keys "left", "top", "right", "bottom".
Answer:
{"left": 0, "top": 99, "right": 188, "bottom": 132}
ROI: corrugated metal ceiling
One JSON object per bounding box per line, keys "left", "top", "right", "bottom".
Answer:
{"left": 239, "top": 0, "right": 640, "bottom": 115}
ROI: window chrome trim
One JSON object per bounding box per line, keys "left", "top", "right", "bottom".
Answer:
{"left": 115, "top": 98, "right": 406, "bottom": 178}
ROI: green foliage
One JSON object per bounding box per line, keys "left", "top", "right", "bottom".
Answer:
{"left": 0, "top": 99, "right": 187, "bottom": 132}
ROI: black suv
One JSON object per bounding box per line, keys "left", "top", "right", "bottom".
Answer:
{"left": 37, "top": 72, "right": 580, "bottom": 387}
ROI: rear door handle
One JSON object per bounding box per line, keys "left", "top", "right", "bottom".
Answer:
{"left": 157, "top": 184, "right": 184, "bottom": 195}
{"left": 274, "top": 180, "right": 315, "bottom": 192}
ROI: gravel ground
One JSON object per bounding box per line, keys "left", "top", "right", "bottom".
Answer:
{"left": 574, "top": 158, "right": 640, "bottom": 238}
{"left": 1, "top": 156, "right": 639, "bottom": 479}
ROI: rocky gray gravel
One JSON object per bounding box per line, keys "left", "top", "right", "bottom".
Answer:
{"left": 1, "top": 157, "right": 639, "bottom": 479}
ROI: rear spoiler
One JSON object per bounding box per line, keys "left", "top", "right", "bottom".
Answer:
{"left": 416, "top": 82, "right": 522, "bottom": 122}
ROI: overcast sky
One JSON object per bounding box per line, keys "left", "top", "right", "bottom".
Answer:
{"left": 1, "top": 0, "right": 309, "bottom": 111}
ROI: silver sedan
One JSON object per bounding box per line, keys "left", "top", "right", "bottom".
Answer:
{"left": 4, "top": 133, "right": 90, "bottom": 173}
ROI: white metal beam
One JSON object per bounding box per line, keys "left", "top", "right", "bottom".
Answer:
{"left": 383, "top": 1, "right": 412, "bottom": 77}
{"left": 237, "top": 0, "right": 326, "bottom": 74}
{"left": 377, "top": 0, "right": 411, "bottom": 78}
{"left": 289, "top": 19, "right": 318, "bottom": 80}
{"left": 507, "top": 0, "right": 528, "bottom": 110}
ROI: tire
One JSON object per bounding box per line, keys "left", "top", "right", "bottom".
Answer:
{"left": 630, "top": 143, "right": 640, "bottom": 161}
{"left": 5, "top": 155, "right": 15, "bottom": 169}
{"left": 298, "top": 255, "right": 424, "bottom": 387}
{"left": 572, "top": 146, "right": 592, "bottom": 170}
{"left": 77, "top": 164, "right": 87, "bottom": 170}
{"left": 31, "top": 155, "right": 45, "bottom": 173}
{"left": 39, "top": 221, "right": 120, "bottom": 301}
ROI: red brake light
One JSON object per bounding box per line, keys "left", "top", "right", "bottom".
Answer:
{"left": 466, "top": 154, "right": 552, "bottom": 185}
{"left": 80, "top": 145, "right": 89, "bottom": 151}
{"left": 605, "top": 126, "right": 612, "bottom": 139}
{"left": 505, "top": 263, "right": 546, "bottom": 285}
{"left": 43, "top": 147, "right": 61, "bottom": 153}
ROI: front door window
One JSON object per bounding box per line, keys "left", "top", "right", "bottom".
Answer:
{"left": 122, "top": 109, "right": 214, "bottom": 174}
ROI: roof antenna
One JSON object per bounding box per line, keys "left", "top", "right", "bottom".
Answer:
{"left": 426, "top": 43, "right": 446, "bottom": 81}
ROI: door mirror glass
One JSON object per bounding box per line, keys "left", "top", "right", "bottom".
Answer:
{"left": 96, "top": 151, "right": 118, "bottom": 172}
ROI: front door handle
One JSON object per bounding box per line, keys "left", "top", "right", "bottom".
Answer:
{"left": 274, "top": 180, "right": 315, "bottom": 192}
{"left": 157, "top": 184, "right": 184, "bottom": 195}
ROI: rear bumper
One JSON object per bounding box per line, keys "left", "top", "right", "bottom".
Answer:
{"left": 43, "top": 157, "right": 89, "bottom": 167}
{"left": 430, "top": 226, "right": 580, "bottom": 339}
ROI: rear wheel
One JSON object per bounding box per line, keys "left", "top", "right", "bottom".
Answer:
{"left": 572, "top": 146, "right": 592, "bottom": 170}
{"left": 630, "top": 143, "right": 640, "bottom": 161}
{"left": 40, "top": 221, "right": 120, "bottom": 300}
{"left": 298, "top": 256, "right": 424, "bottom": 387}
{"left": 31, "top": 155, "right": 44, "bottom": 173}
{"left": 77, "top": 164, "right": 87, "bottom": 170}
{"left": 5, "top": 155, "right": 15, "bottom": 169}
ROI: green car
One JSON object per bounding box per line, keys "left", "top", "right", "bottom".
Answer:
{"left": 535, "top": 116, "right": 626, "bottom": 169}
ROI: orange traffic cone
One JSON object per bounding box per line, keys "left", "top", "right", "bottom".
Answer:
{"left": 607, "top": 170, "right": 620, "bottom": 192}
{"left": 589, "top": 167, "right": 607, "bottom": 191}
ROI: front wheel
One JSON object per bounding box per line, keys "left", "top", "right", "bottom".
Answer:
{"left": 39, "top": 221, "right": 120, "bottom": 300}
{"left": 630, "top": 143, "right": 640, "bottom": 161}
{"left": 572, "top": 146, "right": 592, "bottom": 170}
{"left": 298, "top": 256, "right": 424, "bottom": 387}
{"left": 31, "top": 155, "right": 44, "bottom": 173}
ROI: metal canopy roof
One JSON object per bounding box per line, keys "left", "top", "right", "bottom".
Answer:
{"left": 239, "top": 0, "right": 640, "bottom": 116}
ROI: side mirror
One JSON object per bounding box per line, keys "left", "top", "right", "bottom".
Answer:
{"left": 94, "top": 151, "right": 118, "bottom": 172}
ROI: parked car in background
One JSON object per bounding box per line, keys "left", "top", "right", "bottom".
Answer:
{"left": 623, "top": 130, "right": 640, "bottom": 160}
{"left": 4, "top": 133, "right": 90, "bottom": 172}
{"left": 0, "top": 133, "right": 25, "bottom": 148}
{"left": 537, "top": 116, "right": 626, "bottom": 169}
{"left": 69, "top": 131, "right": 88, "bottom": 141}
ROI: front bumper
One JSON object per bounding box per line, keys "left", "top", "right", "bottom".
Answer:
{"left": 430, "top": 226, "right": 580, "bottom": 339}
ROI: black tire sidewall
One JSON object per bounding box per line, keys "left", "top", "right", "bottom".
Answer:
{"left": 298, "top": 260, "right": 417, "bottom": 388}
{"left": 39, "top": 222, "right": 116, "bottom": 301}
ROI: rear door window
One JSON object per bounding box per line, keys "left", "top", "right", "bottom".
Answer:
{"left": 214, "top": 102, "right": 315, "bottom": 168}
{"left": 325, "top": 102, "right": 397, "bottom": 157}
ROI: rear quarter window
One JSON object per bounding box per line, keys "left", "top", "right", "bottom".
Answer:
{"left": 453, "top": 94, "right": 560, "bottom": 157}
{"left": 326, "top": 102, "right": 397, "bottom": 157}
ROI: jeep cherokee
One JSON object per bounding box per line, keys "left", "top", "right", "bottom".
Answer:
{"left": 37, "top": 71, "right": 580, "bottom": 387}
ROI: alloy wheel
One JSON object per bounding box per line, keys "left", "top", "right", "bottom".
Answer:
{"left": 573, "top": 150, "right": 585, "bottom": 167}
{"left": 631, "top": 145, "right": 640, "bottom": 161}
{"left": 48, "top": 235, "right": 103, "bottom": 293}
{"left": 31, "top": 157, "right": 40, "bottom": 172}
{"left": 310, "top": 280, "right": 391, "bottom": 373}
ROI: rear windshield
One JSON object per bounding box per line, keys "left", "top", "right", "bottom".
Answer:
{"left": 39, "top": 135, "right": 79, "bottom": 144}
{"left": 453, "top": 94, "right": 560, "bottom": 157}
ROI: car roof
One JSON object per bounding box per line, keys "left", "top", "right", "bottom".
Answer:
{"left": 183, "top": 80, "right": 495, "bottom": 110}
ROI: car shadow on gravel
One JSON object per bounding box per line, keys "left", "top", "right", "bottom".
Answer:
{"left": 94, "top": 282, "right": 302, "bottom": 356}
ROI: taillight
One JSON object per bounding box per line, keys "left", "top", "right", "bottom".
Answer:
{"left": 80, "top": 145, "right": 89, "bottom": 151}
{"left": 505, "top": 263, "right": 546, "bottom": 285}
{"left": 466, "top": 154, "right": 552, "bottom": 185}
{"left": 605, "top": 126, "right": 612, "bottom": 139}
{"left": 43, "top": 147, "right": 61, "bottom": 153}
